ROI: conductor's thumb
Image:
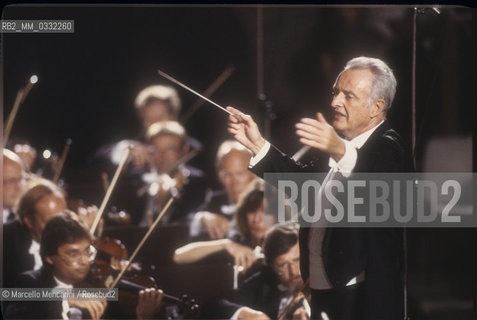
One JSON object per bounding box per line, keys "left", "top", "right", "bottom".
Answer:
{"left": 316, "top": 112, "right": 328, "bottom": 124}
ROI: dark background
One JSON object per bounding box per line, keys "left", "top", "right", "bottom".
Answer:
{"left": 2, "top": 5, "right": 474, "bottom": 319}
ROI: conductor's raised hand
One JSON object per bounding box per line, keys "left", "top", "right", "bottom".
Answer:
{"left": 226, "top": 106, "right": 266, "bottom": 155}
{"left": 295, "top": 112, "right": 345, "bottom": 162}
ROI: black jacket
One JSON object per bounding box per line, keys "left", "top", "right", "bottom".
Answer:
{"left": 3, "top": 219, "right": 35, "bottom": 288}
{"left": 4, "top": 268, "right": 63, "bottom": 319}
{"left": 202, "top": 266, "right": 286, "bottom": 319}
{"left": 250, "top": 121, "right": 414, "bottom": 319}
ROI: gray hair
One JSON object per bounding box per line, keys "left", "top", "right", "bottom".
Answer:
{"left": 341, "top": 56, "right": 397, "bottom": 112}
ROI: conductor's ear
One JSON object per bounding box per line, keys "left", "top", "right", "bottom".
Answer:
{"left": 371, "top": 99, "right": 385, "bottom": 118}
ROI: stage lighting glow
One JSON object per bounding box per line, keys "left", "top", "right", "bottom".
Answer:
{"left": 42, "top": 149, "right": 51, "bottom": 159}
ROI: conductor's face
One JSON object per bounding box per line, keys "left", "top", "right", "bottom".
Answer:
{"left": 331, "top": 68, "right": 382, "bottom": 140}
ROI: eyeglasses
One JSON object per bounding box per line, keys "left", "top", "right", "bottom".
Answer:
{"left": 57, "top": 245, "right": 97, "bottom": 264}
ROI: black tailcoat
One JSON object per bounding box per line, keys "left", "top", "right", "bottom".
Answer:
{"left": 250, "top": 121, "right": 414, "bottom": 319}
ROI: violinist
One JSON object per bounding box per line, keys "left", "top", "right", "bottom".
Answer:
{"left": 106, "top": 84, "right": 201, "bottom": 169}
{"left": 189, "top": 140, "right": 256, "bottom": 240}
{"left": 3, "top": 178, "right": 67, "bottom": 288}
{"left": 3, "top": 148, "right": 25, "bottom": 222}
{"left": 4, "top": 212, "right": 107, "bottom": 319}
{"left": 3, "top": 177, "right": 97, "bottom": 288}
{"left": 115, "top": 120, "right": 206, "bottom": 225}
{"left": 201, "top": 224, "right": 310, "bottom": 320}
{"left": 173, "top": 179, "right": 272, "bottom": 274}
{"left": 5, "top": 212, "right": 164, "bottom": 320}
{"left": 233, "top": 179, "right": 271, "bottom": 249}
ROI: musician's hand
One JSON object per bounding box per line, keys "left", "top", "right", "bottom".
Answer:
{"left": 226, "top": 106, "right": 266, "bottom": 156}
{"left": 136, "top": 288, "right": 163, "bottom": 319}
{"left": 295, "top": 112, "right": 345, "bottom": 162}
{"left": 68, "top": 299, "right": 107, "bottom": 320}
{"left": 223, "top": 241, "right": 256, "bottom": 271}
{"left": 237, "top": 307, "right": 271, "bottom": 320}
{"left": 292, "top": 307, "right": 309, "bottom": 320}
{"left": 77, "top": 205, "right": 98, "bottom": 229}
{"left": 200, "top": 212, "right": 230, "bottom": 240}
{"left": 130, "top": 143, "right": 152, "bottom": 168}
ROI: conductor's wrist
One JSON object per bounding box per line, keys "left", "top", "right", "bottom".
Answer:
{"left": 251, "top": 137, "right": 266, "bottom": 156}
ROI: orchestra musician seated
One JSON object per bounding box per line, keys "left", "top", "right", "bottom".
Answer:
{"left": 114, "top": 120, "right": 206, "bottom": 225}
{"left": 4, "top": 212, "right": 164, "bottom": 320}
{"left": 173, "top": 179, "right": 273, "bottom": 275}
{"left": 106, "top": 84, "right": 201, "bottom": 169}
{"left": 3, "top": 177, "right": 98, "bottom": 288}
{"left": 189, "top": 140, "right": 256, "bottom": 240}
{"left": 201, "top": 224, "right": 310, "bottom": 320}
{"left": 3, "top": 178, "right": 68, "bottom": 288}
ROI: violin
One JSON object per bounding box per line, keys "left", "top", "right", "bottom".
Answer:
{"left": 117, "top": 275, "right": 199, "bottom": 318}
{"left": 136, "top": 149, "right": 198, "bottom": 226}
{"left": 65, "top": 146, "right": 199, "bottom": 318}
{"left": 277, "top": 278, "right": 311, "bottom": 320}
{"left": 76, "top": 196, "right": 199, "bottom": 319}
{"left": 77, "top": 263, "right": 199, "bottom": 319}
{"left": 142, "top": 149, "right": 198, "bottom": 197}
{"left": 149, "top": 162, "right": 193, "bottom": 211}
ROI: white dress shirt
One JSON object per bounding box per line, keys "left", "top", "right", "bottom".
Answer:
{"left": 53, "top": 276, "right": 73, "bottom": 320}
{"left": 28, "top": 240, "right": 43, "bottom": 270}
{"left": 249, "top": 121, "right": 384, "bottom": 290}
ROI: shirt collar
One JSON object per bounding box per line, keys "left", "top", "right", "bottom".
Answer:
{"left": 347, "top": 120, "right": 384, "bottom": 149}
{"left": 3, "top": 209, "right": 9, "bottom": 223}
{"left": 28, "top": 239, "right": 40, "bottom": 254}
{"left": 54, "top": 276, "right": 73, "bottom": 289}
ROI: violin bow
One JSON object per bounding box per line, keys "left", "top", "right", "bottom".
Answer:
{"left": 277, "top": 278, "right": 310, "bottom": 320}
{"left": 108, "top": 196, "right": 175, "bottom": 289}
{"left": 52, "top": 138, "right": 72, "bottom": 183}
{"left": 3, "top": 75, "right": 38, "bottom": 146}
{"left": 101, "top": 172, "right": 110, "bottom": 193}
{"left": 90, "top": 147, "right": 130, "bottom": 236}
{"left": 169, "top": 148, "right": 199, "bottom": 174}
